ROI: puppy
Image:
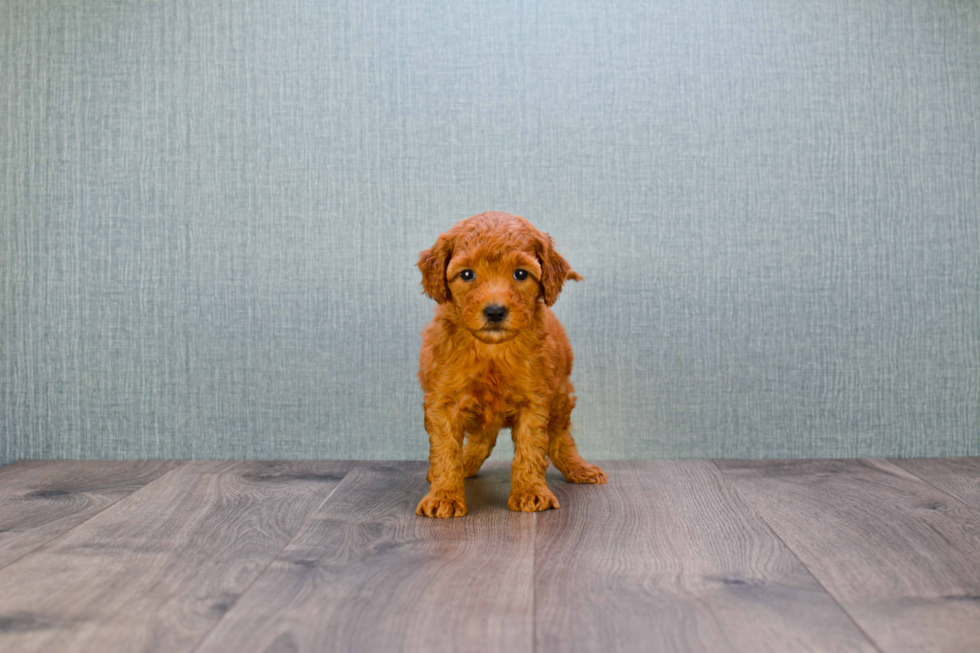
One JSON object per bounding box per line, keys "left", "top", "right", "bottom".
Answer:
{"left": 415, "top": 211, "right": 607, "bottom": 518}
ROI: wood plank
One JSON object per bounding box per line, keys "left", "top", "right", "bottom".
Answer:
{"left": 0, "top": 461, "right": 56, "bottom": 481}
{"left": 193, "top": 461, "right": 535, "bottom": 653}
{"left": 0, "top": 460, "right": 181, "bottom": 570}
{"left": 534, "top": 461, "right": 876, "bottom": 653}
{"left": 0, "top": 460, "right": 353, "bottom": 653}
{"left": 717, "top": 458, "right": 980, "bottom": 653}
{"left": 891, "top": 458, "right": 980, "bottom": 512}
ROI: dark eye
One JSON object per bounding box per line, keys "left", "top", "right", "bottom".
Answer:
{"left": 460, "top": 269, "right": 475, "bottom": 282}
{"left": 513, "top": 269, "right": 528, "bottom": 281}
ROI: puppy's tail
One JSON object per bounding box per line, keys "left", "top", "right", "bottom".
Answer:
{"left": 566, "top": 271, "right": 584, "bottom": 282}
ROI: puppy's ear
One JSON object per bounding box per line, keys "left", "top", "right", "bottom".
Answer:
{"left": 417, "top": 234, "right": 453, "bottom": 303}
{"left": 536, "top": 234, "right": 581, "bottom": 306}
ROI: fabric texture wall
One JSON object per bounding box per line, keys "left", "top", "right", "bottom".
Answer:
{"left": 1, "top": 0, "right": 977, "bottom": 465}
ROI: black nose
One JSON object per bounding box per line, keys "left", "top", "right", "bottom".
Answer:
{"left": 483, "top": 304, "right": 508, "bottom": 324}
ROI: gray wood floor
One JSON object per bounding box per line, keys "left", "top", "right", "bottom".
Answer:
{"left": 0, "top": 459, "right": 978, "bottom": 653}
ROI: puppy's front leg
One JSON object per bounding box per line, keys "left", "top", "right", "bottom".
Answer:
{"left": 416, "top": 401, "right": 467, "bottom": 518}
{"left": 508, "top": 407, "right": 560, "bottom": 512}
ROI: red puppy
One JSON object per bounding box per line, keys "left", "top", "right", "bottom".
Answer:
{"left": 415, "top": 211, "right": 607, "bottom": 518}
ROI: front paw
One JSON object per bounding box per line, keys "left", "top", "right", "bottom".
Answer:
{"left": 508, "top": 486, "right": 560, "bottom": 512}
{"left": 416, "top": 490, "right": 467, "bottom": 518}
{"left": 563, "top": 462, "right": 608, "bottom": 484}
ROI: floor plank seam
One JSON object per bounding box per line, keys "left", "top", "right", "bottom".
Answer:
{"left": 0, "top": 460, "right": 190, "bottom": 575}
{"left": 184, "top": 461, "right": 356, "bottom": 653}
{"left": 531, "top": 511, "right": 537, "bottom": 653}
{"left": 709, "top": 460, "right": 887, "bottom": 653}
{"left": 888, "top": 460, "right": 980, "bottom": 514}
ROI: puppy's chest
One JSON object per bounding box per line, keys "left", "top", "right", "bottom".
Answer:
{"left": 460, "top": 361, "right": 529, "bottom": 421}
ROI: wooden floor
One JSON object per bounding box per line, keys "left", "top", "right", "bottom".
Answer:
{"left": 0, "top": 459, "right": 978, "bottom": 652}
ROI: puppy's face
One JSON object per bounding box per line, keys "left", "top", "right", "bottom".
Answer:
{"left": 418, "top": 212, "right": 580, "bottom": 344}
{"left": 445, "top": 246, "right": 541, "bottom": 343}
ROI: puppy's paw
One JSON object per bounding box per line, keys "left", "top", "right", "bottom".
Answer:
{"left": 416, "top": 490, "right": 467, "bottom": 518}
{"left": 508, "top": 485, "right": 560, "bottom": 512}
{"left": 563, "top": 463, "right": 608, "bottom": 485}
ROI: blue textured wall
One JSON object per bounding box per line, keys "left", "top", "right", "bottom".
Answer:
{"left": 1, "top": 0, "right": 978, "bottom": 464}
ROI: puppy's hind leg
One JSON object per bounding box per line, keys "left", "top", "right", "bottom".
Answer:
{"left": 548, "top": 387, "right": 608, "bottom": 484}
{"left": 548, "top": 428, "right": 607, "bottom": 484}
{"left": 426, "top": 428, "right": 499, "bottom": 481}
{"left": 462, "top": 428, "right": 499, "bottom": 478}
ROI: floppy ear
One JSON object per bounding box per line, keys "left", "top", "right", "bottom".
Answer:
{"left": 416, "top": 234, "right": 454, "bottom": 303}
{"left": 536, "top": 234, "right": 582, "bottom": 306}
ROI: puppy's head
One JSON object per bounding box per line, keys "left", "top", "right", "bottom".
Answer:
{"left": 417, "top": 212, "right": 582, "bottom": 344}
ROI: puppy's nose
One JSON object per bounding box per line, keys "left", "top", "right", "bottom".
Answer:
{"left": 483, "top": 304, "right": 508, "bottom": 324}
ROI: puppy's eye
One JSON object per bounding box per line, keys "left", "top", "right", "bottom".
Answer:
{"left": 513, "top": 269, "right": 529, "bottom": 281}
{"left": 460, "top": 269, "right": 475, "bottom": 282}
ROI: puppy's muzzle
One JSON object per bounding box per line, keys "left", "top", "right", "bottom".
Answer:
{"left": 483, "top": 304, "right": 508, "bottom": 324}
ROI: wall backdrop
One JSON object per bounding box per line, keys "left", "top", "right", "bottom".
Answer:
{"left": 2, "top": 0, "right": 978, "bottom": 465}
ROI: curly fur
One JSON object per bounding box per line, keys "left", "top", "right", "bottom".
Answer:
{"left": 415, "top": 211, "right": 607, "bottom": 518}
